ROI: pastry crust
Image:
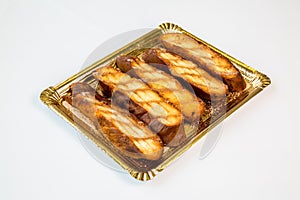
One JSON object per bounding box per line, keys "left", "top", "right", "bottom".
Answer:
{"left": 160, "top": 33, "right": 246, "bottom": 92}
{"left": 116, "top": 55, "right": 205, "bottom": 122}
{"left": 93, "top": 66, "right": 186, "bottom": 146}
{"left": 142, "top": 48, "right": 228, "bottom": 101}
{"left": 64, "top": 82, "right": 163, "bottom": 160}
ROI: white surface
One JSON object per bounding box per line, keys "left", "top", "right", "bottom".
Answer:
{"left": 1, "top": 0, "right": 299, "bottom": 199}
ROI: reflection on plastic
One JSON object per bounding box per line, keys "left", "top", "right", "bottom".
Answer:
{"left": 78, "top": 132, "right": 126, "bottom": 173}
{"left": 199, "top": 124, "right": 224, "bottom": 160}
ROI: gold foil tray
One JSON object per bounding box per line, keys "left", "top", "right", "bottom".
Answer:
{"left": 40, "top": 22, "right": 271, "bottom": 181}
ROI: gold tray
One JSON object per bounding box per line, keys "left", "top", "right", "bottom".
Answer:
{"left": 40, "top": 22, "right": 271, "bottom": 181}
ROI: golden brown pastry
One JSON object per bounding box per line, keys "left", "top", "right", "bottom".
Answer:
{"left": 142, "top": 48, "right": 228, "bottom": 101}
{"left": 116, "top": 55, "right": 205, "bottom": 122}
{"left": 64, "top": 82, "right": 163, "bottom": 160}
{"left": 93, "top": 66, "right": 185, "bottom": 147}
{"left": 160, "top": 33, "right": 246, "bottom": 92}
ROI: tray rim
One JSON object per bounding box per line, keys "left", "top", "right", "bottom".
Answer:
{"left": 40, "top": 22, "right": 271, "bottom": 181}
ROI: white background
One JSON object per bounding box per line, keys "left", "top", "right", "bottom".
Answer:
{"left": 1, "top": 0, "right": 300, "bottom": 199}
